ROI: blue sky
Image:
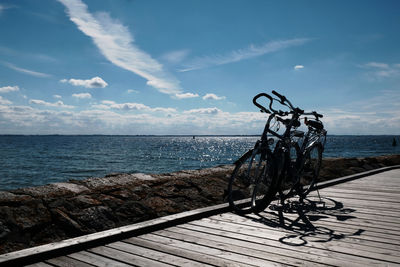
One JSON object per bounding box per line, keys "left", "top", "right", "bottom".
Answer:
{"left": 0, "top": 0, "right": 399, "bottom": 135}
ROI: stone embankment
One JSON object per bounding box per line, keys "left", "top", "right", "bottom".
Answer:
{"left": 0, "top": 155, "right": 399, "bottom": 254}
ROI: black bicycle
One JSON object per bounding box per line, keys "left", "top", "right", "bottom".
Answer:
{"left": 227, "top": 90, "right": 326, "bottom": 214}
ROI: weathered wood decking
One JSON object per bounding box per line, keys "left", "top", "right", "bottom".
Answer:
{"left": 1, "top": 166, "right": 400, "bottom": 266}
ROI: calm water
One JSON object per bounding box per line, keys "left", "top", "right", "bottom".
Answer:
{"left": 0, "top": 135, "right": 399, "bottom": 190}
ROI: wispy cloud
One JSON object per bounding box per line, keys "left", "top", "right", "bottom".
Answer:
{"left": 0, "top": 96, "right": 12, "bottom": 105}
{"left": 29, "top": 99, "right": 74, "bottom": 109}
{"left": 60, "top": 77, "right": 108, "bottom": 88}
{"left": 175, "top": 92, "right": 199, "bottom": 99}
{"left": 361, "top": 62, "right": 400, "bottom": 78}
{"left": 3, "top": 62, "right": 51, "bottom": 78}
{"left": 294, "top": 65, "right": 304, "bottom": 70}
{"left": 72, "top": 93, "right": 92, "bottom": 99}
{"left": 57, "top": 0, "right": 181, "bottom": 94}
{"left": 203, "top": 93, "right": 226, "bottom": 100}
{"left": 162, "top": 49, "right": 190, "bottom": 64}
{"left": 0, "top": 85, "right": 19, "bottom": 93}
{"left": 180, "top": 38, "right": 311, "bottom": 72}
{"left": 0, "top": 4, "right": 16, "bottom": 15}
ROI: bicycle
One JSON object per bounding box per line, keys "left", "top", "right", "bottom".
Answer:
{"left": 278, "top": 112, "right": 327, "bottom": 204}
{"left": 227, "top": 90, "right": 326, "bottom": 214}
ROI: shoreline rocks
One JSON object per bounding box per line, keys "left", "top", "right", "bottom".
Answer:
{"left": 0, "top": 154, "right": 399, "bottom": 254}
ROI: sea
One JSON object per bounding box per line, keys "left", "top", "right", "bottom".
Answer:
{"left": 0, "top": 135, "right": 399, "bottom": 190}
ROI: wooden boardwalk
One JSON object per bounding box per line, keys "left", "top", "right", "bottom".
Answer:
{"left": 1, "top": 167, "right": 400, "bottom": 266}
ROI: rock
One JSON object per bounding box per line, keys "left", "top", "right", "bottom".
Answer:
{"left": 72, "top": 206, "right": 116, "bottom": 232}
{"left": 0, "top": 221, "right": 10, "bottom": 240}
{"left": 51, "top": 208, "right": 83, "bottom": 235}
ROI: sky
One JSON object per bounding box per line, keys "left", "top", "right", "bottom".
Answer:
{"left": 0, "top": 0, "right": 399, "bottom": 135}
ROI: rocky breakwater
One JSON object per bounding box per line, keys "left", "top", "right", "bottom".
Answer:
{"left": 1, "top": 154, "right": 400, "bottom": 254}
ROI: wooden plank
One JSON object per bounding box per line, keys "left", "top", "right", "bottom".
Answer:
{"left": 256, "top": 209, "right": 400, "bottom": 232}
{"left": 219, "top": 212, "right": 400, "bottom": 243}
{"left": 138, "top": 233, "right": 285, "bottom": 267}
{"left": 126, "top": 236, "right": 251, "bottom": 267}
{"left": 148, "top": 231, "right": 331, "bottom": 267}
{"left": 125, "top": 236, "right": 248, "bottom": 267}
{"left": 208, "top": 215, "right": 400, "bottom": 253}
{"left": 319, "top": 186, "right": 400, "bottom": 196}
{"left": 251, "top": 203, "right": 400, "bottom": 230}
{"left": 67, "top": 251, "right": 132, "bottom": 267}
{"left": 88, "top": 246, "right": 173, "bottom": 267}
{"left": 310, "top": 190, "right": 400, "bottom": 202}
{"left": 25, "top": 263, "right": 53, "bottom": 267}
{"left": 107, "top": 241, "right": 210, "bottom": 267}
{"left": 45, "top": 256, "right": 95, "bottom": 267}
{"left": 325, "top": 186, "right": 400, "bottom": 194}
{"left": 192, "top": 217, "right": 400, "bottom": 257}
{"left": 172, "top": 223, "right": 399, "bottom": 265}
{"left": 158, "top": 227, "right": 377, "bottom": 267}
{"left": 313, "top": 166, "right": 400, "bottom": 193}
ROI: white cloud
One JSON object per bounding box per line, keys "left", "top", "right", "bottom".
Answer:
{"left": 294, "top": 65, "right": 304, "bottom": 70}
{"left": 101, "top": 100, "right": 116, "bottom": 105}
{"left": 127, "top": 89, "right": 139, "bottom": 94}
{"left": 110, "top": 102, "right": 150, "bottom": 111}
{"left": 29, "top": 99, "right": 74, "bottom": 109}
{"left": 0, "top": 85, "right": 19, "bottom": 93}
{"left": 184, "top": 107, "right": 222, "bottom": 115}
{"left": 72, "top": 93, "right": 92, "bottom": 99}
{"left": 151, "top": 107, "right": 177, "bottom": 113}
{"left": 3, "top": 62, "right": 51, "bottom": 78}
{"left": 57, "top": 0, "right": 181, "bottom": 94}
{"left": 97, "top": 100, "right": 177, "bottom": 113}
{"left": 53, "top": 95, "right": 62, "bottom": 99}
{"left": 60, "top": 76, "right": 108, "bottom": 88}
{"left": 2, "top": 92, "right": 400, "bottom": 134}
{"left": 0, "top": 96, "right": 12, "bottom": 105}
{"left": 180, "top": 38, "right": 311, "bottom": 72}
{"left": 202, "top": 93, "right": 226, "bottom": 100}
{"left": 175, "top": 92, "right": 199, "bottom": 99}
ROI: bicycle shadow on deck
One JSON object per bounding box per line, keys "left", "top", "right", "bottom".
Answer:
{"left": 245, "top": 196, "right": 364, "bottom": 246}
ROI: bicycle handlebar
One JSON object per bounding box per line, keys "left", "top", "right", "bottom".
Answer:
{"left": 272, "top": 90, "right": 286, "bottom": 104}
{"left": 303, "top": 111, "right": 323, "bottom": 120}
{"left": 253, "top": 90, "right": 306, "bottom": 117}
{"left": 252, "top": 93, "right": 272, "bottom": 114}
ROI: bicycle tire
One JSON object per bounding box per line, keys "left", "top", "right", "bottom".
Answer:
{"left": 228, "top": 148, "right": 266, "bottom": 214}
{"left": 277, "top": 142, "right": 301, "bottom": 202}
{"left": 298, "top": 143, "right": 323, "bottom": 198}
{"left": 251, "top": 157, "right": 280, "bottom": 213}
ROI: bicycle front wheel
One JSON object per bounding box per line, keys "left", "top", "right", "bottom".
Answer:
{"left": 299, "top": 143, "right": 323, "bottom": 198}
{"left": 251, "top": 159, "right": 279, "bottom": 213}
{"left": 228, "top": 148, "right": 266, "bottom": 214}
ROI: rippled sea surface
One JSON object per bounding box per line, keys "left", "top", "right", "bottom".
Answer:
{"left": 0, "top": 135, "right": 399, "bottom": 190}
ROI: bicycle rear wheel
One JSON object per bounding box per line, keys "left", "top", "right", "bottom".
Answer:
{"left": 299, "top": 143, "right": 323, "bottom": 198}
{"left": 228, "top": 148, "right": 266, "bottom": 214}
